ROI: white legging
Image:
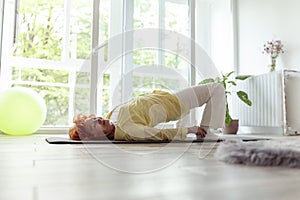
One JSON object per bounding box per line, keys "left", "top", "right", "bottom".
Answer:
{"left": 174, "top": 83, "right": 226, "bottom": 129}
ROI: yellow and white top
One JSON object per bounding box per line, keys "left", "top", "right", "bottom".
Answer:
{"left": 106, "top": 90, "right": 189, "bottom": 141}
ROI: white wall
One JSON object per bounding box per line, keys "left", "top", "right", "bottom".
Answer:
{"left": 237, "top": 0, "right": 300, "bottom": 75}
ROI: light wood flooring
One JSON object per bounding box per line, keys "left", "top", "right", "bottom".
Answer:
{"left": 0, "top": 133, "right": 299, "bottom": 200}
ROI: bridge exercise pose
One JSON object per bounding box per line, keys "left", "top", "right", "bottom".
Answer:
{"left": 69, "top": 83, "right": 226, "bottom": 141}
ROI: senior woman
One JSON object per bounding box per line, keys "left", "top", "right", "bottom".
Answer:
{"left": 69, "top": 83, "right": 226, "bottom": 141}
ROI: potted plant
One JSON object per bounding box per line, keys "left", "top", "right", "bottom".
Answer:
{"left": 199, "top": 71, "right": 252, "bottom": 134}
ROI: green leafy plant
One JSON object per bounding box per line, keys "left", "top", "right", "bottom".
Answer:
{"left": 199, "top": 71, "right": 252, "bottom": 125}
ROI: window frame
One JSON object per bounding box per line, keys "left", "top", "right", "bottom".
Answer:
{"left": 0, "top": 0, "right": 4, "bottom": 66}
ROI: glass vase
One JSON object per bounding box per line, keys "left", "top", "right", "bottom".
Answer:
{"left": 270, "top": 56, "right": 277, "bottom": 72}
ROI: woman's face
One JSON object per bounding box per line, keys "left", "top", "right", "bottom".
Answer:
{"left": 77, "top": 117, "right": 115, "bottom": 140}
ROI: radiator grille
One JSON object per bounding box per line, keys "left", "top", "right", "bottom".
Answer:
{"left": 232, "top": 71, "right": 283, "bottom": 127}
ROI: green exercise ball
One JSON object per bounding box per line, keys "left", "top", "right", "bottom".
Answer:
{"left": 0, "top": 87, "right": 47, "bottom": 136}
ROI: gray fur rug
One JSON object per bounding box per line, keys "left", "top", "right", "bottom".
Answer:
{"left": 215, "top": 139, "right": 300, "bottom": 168}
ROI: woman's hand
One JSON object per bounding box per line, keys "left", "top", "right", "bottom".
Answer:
{"left": 188, "top": 126, "right": 207, "bottom": 139}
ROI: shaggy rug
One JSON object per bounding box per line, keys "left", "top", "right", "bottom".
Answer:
{"left": 215, "top": 139, "right": 300, "bottom": 168}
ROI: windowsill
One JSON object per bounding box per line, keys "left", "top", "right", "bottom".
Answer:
{"left": 0, "top": 127, "right": 70, "bottom": 135}
{"left": 37, "top": 126, "right": 70, "bottom": 134}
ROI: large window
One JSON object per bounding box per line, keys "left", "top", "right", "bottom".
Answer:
{"left": 1, "top": 0, "right": 93, "bottom": 127}
{"left": 1, "top": 0, "right": 233, "bottom": 130}
{"left": 1, "top": 0, "right": 192, "bottom": 128}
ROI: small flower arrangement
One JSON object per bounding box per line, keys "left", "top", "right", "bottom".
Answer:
{"left": 263, "top": 39, "right": 284, "bottom": 72}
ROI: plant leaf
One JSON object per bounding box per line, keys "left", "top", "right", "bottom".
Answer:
{"left": 237, "top": 91, "right": 252, "bottom": 106}
{"left": 225, "top": 71, "right": 234, "bottom": 78}
{"left": 215, "top": 77, "right": 221, "bottom": 83}
{"left": 235, "top": 75, "right": 252, "bottom": 80}
{"left": 198, "top": 78, "right": 215, "bottom": 85}
{"left": 227, "top": 81, "right": 237, "bottom": 86}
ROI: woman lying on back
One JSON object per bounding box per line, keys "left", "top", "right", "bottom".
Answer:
{"left": 69, "top": 83, "right": 226, "bottom": 141}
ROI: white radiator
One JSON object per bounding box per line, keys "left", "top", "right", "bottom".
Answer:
{"left": 232, "top": 70, "right": 300, "bottom": 136}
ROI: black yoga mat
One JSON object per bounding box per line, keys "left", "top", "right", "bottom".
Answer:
{"left": 46, "top": 137, "right": 223, "bottom": 144}
{"left": 46, "top": 136, "right": 268, "bottom": 144}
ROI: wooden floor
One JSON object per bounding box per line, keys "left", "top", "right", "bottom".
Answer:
{"left": 0, "top": 133, "right": 299, "bottom": 200}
